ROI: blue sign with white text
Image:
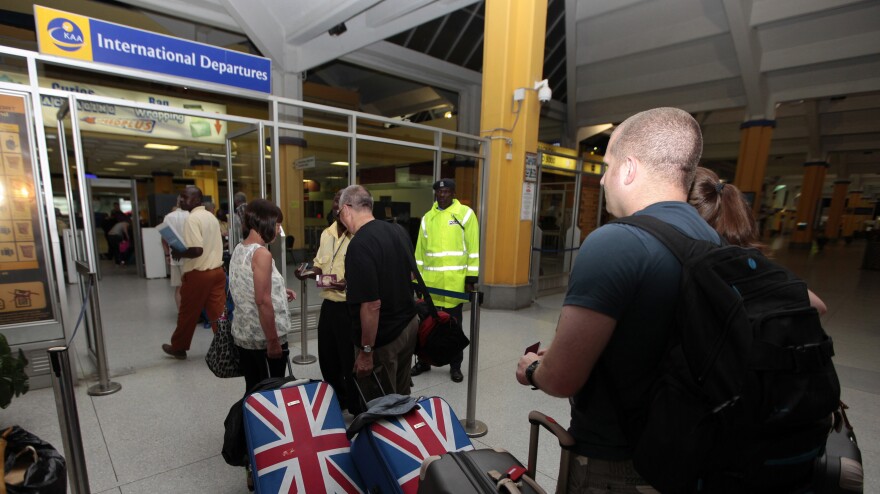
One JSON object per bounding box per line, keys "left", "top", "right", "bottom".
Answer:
{"left": 35, "top": 5, "right": 271, "bottom": 93}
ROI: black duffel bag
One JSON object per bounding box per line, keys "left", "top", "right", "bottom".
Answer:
{"left": 2, "top": 426, "right": 67, "bottom": 494}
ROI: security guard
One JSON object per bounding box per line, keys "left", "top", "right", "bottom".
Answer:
{"left": 411, "top": 179, "right": 479, "bottom": 382}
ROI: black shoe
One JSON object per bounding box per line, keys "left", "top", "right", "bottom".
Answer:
{"left": 450, "top": 368, "right": 464, "bottom": 383}
{"left": 411, "top": 361, "right": 431, "bottom": 376}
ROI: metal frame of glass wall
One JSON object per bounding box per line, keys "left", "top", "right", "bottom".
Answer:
{"left": 0, "top": 44, "right": 489, "bottom": 382}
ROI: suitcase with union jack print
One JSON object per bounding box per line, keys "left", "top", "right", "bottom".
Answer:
{"left": 350, "top": 396, "right": 474, "bottom": 494}
{"left": 243, "top": 379, "right": 366, "bottom": 493}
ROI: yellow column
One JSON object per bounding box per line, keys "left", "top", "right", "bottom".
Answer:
{"left": 733, "top": 120, "right": 775, "bottom": 214}
{"left": 480, "top": 0, "right": 547, "bottom": 309}
{"left": 791, "top": 161, "right": 828, "bottom": 247}
{"left": 151, "top": 171, "right": 174, "bottom": 195}
{"left": 190, "top": 159, "right": 219, "bottom": 204}
{"left": 824, "top": 179, "right": 849, "bottom": 240}
{"left": 277, "top": 136, "right": 306, "bottom": 249}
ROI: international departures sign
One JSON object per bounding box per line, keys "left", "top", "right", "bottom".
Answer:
{"left": 34, "top": 5, "right": 271, "bottom": 94}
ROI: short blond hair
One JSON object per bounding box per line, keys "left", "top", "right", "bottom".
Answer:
{"left": 610, "top": 107, "right": 703, "bottom": 192}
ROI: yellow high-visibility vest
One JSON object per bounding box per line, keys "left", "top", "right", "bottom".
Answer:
{"left": 415, "top": 199, "right": 480, "bottom": 308}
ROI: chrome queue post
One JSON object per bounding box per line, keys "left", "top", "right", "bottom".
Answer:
{"left": 461, "top": 289, "right": 488, "bottom": 438}
{"left": 49, "top": 347, "right": 91, "bottom": 494}
{"left": 292, "top": 275, "right": 316, "bottom": 364}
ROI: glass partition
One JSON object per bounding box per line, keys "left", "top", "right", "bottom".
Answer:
{"left": 356, "top": 139, "right": 435, "bottom": 246}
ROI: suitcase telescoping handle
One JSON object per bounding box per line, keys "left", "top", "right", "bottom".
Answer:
{"left": 527, "top": 411, "right": 575, "bottom": 494}
{"left": 351, "top": 371, "right": 387, "bottom": 410}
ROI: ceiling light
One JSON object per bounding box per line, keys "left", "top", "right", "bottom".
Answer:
{"left": 126, "top": 154, "right": 153, "bottom": 160}
{"left": 331, "top": 161, "right": 349, "bottom": 166}
{"left": 444, "top": 111, "right": 453, "bottom": 119}
{"left": 114, "top": 161, "right": 137, "bottom": 166}
{"left": 231, "top": 162, "right": 248, "bottom": 167}
{"left": 240, "top": 175, "right": 254, "bottom": 179}
{"left": 144, "top": 143, "right": 180, "bottom": 150}
{"left": 104, "top": 167, "right": 123, "bottom": 172}
{"left": 198, "top": 152, "right": 230, "bottom": 158}
{"left": 325, "top": 176, "right": 344, "bottom": 179}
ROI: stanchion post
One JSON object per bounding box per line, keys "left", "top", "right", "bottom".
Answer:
{"left": 48, "top": 347, "right": 91, "bottom": 494}
{"left": 292, "top": 276, "right": 316, "bottom": 364}
{"left": 461, "top": 290, "right": 488, "bottom": 437}
{"left": 85, "top": 272, "right": 121, "bottom": 396}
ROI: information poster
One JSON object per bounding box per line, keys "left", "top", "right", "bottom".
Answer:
{"left": 521, "top": 182, "right": 535, "bottom": 221}
{"left": 0, "top": 93, "right": 55, "bottom": 326}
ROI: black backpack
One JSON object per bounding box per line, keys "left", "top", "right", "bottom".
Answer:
{"left": 611, "top": 215, "right": 841, "bottom": 493}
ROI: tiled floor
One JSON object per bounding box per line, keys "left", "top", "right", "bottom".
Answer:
{"left": 3, "top": 237, "right": 877, "bottom": 493}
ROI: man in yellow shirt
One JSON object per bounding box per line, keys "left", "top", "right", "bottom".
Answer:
{"left": 295, "top": 190, "right": 355, "bottom": 410}
{"left": 162, "top": 186, "right": 226, "bottom": 359}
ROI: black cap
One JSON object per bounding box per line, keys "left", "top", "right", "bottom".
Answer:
{"left": 433, "top": 178, "right": 455, "bottom": 191}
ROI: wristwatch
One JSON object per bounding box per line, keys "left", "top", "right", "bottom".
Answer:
{"left": 360, "top": 344, "right": 373, "bottom": 353}
{"left": 525, "top": 360, "right": 540, "bottom": 389}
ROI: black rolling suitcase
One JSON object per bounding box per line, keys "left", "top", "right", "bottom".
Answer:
{"left": 418, "top": 448, "right": 545, "bottom": 494}
{"left": 417, "top": 411, "right": 574, "bottom": 494}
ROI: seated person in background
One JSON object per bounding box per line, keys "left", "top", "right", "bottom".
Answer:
{"left": 688, "top": 167, "right": 827, "bottom": 314}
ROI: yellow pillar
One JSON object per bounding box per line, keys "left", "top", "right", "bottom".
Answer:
{"left": 190, "top": 159, "right": 219, "bottom": 204}
{"left": 733, "top": 120, "right": 775, "bottom": 214}
{"left": 277, "top": 136, "right": 306, "bottom": 250}
{"left": 824, "top": 179, "right": 849, "bottom": 240}
{"left": 480, "top": 0, "right": 547, "bottom": 309}
{"left": 791, "top": 161, "right": 828, "bottom": 247}
{"left": 151, "top": 171, "right": 174, "bottom": 195}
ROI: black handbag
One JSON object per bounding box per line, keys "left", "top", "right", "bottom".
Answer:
{"left": 205, "top": 310, "right": 242, "bottom": 378}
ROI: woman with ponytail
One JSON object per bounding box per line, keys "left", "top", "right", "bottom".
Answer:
{"left": 688, "top": 167, "right": 827, "bottom": 314}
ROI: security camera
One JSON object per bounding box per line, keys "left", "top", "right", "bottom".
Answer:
{"left": 534, "top": 79, "right": 552, "bottom": 104}
{"left": 538, "top": 86, "right": 552, "bottom": 103}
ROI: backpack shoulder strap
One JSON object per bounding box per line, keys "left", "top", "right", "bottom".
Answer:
{"left": 610, "top": 215, "right": 707, "bottom": 264}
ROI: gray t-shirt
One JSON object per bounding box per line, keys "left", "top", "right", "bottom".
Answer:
{"left": 228, "top": 242, "right": 290, "bottom": 350}
{"left": 565, "top": 201, "right": 720, "bottom": 459}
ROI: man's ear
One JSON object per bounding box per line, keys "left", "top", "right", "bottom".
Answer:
{"left": 622, "top": 157, "right": 637, "bottom": 186}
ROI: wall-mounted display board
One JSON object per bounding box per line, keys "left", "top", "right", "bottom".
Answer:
{"left": 0, "top": 93, "right": 55, "bottom": 326}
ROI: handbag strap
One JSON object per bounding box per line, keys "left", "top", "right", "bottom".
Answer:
{"left": 394, "top": 226, "right": 440, "bottom": 319}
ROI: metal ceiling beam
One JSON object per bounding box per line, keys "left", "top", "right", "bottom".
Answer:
{"left": 341, "top": 41, "right": 481, "bottom": 92}
{"left": 721, "top": 0, "right": 771, "bottom": 119}
{"left": 221, "top": 0, "right": 286, "bottom": 70}
{"left": 366, "top": 0, "right": 434, "bottom": 27}
{"left": 289, "top": 0, "right": 480, "bottom": 72}
{"left": 283, "top": 0, "right": 381, "bottom": 45}
{"left": 443, "top": 4, "right": 480, "bottom": 61}
{"left": 113, "top": 0, "right": 241, "bottom": 32}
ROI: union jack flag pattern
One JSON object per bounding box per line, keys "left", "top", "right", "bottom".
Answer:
{"left": 351, "top": 396, "right": 473, "bottom": 494}
{"left": 243, "top": 381, "right": 365, "bottom": 494}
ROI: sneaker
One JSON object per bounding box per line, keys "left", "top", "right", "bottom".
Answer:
{"left": 161, "top": 343, "right": 187, "bottom": 359}
{"left": 411, "top": 361, "right": 431, "bottom": 376}
{"left": 450, "top": 368, "right": 464, "bottom": 383}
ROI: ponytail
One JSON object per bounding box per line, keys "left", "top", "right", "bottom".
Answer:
{"left": 689, "top": 167, "right": 763, "bottom": 251}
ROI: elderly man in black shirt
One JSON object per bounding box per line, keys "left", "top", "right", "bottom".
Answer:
{"left": 338, "top": 185, "right": 419, "bottom": 395}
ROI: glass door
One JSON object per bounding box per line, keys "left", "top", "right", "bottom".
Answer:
{"left": 532, "top": 150, "right": 583, "bottom": 295}
{"left": 56, "top": 97, "right": 121, "bottom": 395}
{"left": 225, "top": 123, "right": 264, "bottom": 249}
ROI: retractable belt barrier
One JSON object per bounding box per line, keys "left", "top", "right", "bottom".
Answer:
{"left": 421, "top": 284, "right": 488, "bottom": 438}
